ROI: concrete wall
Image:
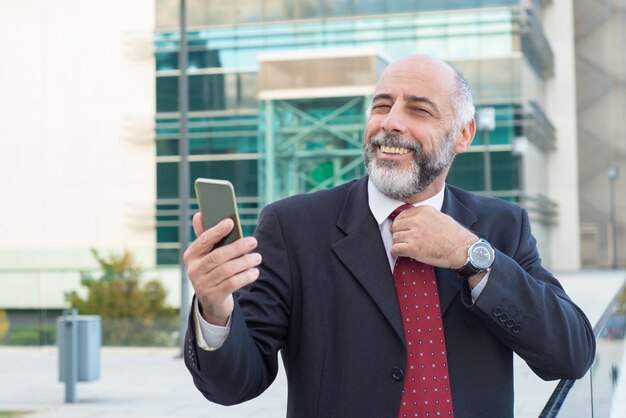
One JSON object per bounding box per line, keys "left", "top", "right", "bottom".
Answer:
{"left": 0, "top": 0, "right": 156, "bottom": 271}
{"left": 544, "top": 0, "right": 582, "bottom": 270}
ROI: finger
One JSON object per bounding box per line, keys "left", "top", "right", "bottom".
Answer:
{"left": 206, "top": 252, "right": 262, "bottom": 289}
{"left": 186, "top": 218, "right": 235, "bottom": 259}
{"left": 212, "top": 267, "right": 261, "bottom": 298}
{"left": 390, "top": 242, "right": 414, "bottom": 259}
{"left": 193, "top": 263, "right": 260, "bottom": 305}
{"left": 192, "top": 212, "right": 204, "bottom": 238}
{"left": 188, "top": 236, "right": 258, "bottom": 281}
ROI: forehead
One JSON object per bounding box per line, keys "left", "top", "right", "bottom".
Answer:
{"left": 374, "top": 58, "right": 456, "bottom": 107}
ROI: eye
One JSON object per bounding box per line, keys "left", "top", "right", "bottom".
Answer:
{"left": 410, "top": 107, "right": 431, "bottom": 115}
{"left": 371, "top": 104, "right": 391, "bottom": 112}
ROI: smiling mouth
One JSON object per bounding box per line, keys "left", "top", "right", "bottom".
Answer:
{"left": 379, "top": 145, "right": 410, "bottom": 155}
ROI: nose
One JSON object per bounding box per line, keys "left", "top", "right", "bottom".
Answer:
{"left": 380, "top": 105, "right": 407, "bottom": 135}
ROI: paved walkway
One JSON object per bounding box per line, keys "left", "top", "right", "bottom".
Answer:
{"left": 1, "top": 270, "right": 624, "bottom": 417}
{"left": 0, "top": 347, "right": 287, "bottom": 418}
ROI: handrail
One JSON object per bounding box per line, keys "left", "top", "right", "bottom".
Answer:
{"left": 539, "top": 278, "right": 626, "bottom": 416}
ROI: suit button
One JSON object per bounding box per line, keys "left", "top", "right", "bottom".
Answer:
{"left": 511, "top": 325, "right": 521, "bottom": 334}
{"left": 391, "top": 367, "right": 404, "bottom": 381}
{"left": 505, "top": 319, "right": 516, "bottom": 328}
{"left": 493, "top": 306, "right": 504, "bottom": 316}
{"left": 498, "top": 313, "right": 509, "bottom": 323}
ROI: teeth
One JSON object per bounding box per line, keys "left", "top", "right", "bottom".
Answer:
{"left": 380, "top": 145, "right": 409, "bottom": 155}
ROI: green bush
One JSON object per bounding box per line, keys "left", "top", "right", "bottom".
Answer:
{"left": 66, "top": 249, "right": 178, "bottom": 346}
{"left": 4, "top": 325, "right": 56, "bottom": 346}
{"left": 0, "top": 310, "right": 9, "bottom": 343}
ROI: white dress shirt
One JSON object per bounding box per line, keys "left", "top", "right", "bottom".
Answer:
{"left": 195, "top": 180, "right": 489, "bottom": 350}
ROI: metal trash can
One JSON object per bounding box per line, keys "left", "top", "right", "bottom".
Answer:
{"left": 57, "top": 313, "right": 101, "bottom": 382}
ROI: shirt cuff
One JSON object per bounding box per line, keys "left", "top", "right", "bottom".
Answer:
{"left": 193, "top": 298, "right": 231, "bottom": 351}
{"left": 470, "top": 270, "right": 490, "bottom": 303}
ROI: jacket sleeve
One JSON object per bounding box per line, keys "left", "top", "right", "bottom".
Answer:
{"left": 184, "top": 204, "right": 291, "bottom": 405}
{"left": 462, "top": 208, "right": 596, "bottom": 380}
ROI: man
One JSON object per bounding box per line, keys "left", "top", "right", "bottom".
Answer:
{"left": 183, "top": 55, "right": 595, "bottom": 417}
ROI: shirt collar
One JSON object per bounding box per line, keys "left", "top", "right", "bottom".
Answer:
{"left": 367, "top": 178, "right": 446, "bottom": 226}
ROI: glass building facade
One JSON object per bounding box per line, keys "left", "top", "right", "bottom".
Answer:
{"left": 154, "top": 0, "right": 556, "bottom": 264}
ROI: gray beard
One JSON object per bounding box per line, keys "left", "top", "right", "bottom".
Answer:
{"left": 363, "top": 131, "right": 455, "bottom": 200}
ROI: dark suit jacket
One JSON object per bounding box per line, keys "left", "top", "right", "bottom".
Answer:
{"left": 184, "top": 177, "right": 595, "bottom": 418}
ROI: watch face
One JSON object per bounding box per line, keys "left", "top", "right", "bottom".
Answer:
{"left": 470, "top": 241, "right": 494, "bottom": 269}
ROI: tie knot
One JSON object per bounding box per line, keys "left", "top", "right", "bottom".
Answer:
{"left": 388, "top": 203, "right": 414, "bottom": 221}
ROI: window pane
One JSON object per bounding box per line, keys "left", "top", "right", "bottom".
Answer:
{"left": 207, "top": 0, "right": 235, "bottom": 25}
{"left": 156, "top": 76, "right": 178, "bottom": 112}
{"left": 156, "top": 51, "right": 178, "bottom": 71}
{"left": 156, "top": 248, "right": 179, "bottom": 265}
{"left": 265, "top": 0, "right": 291, "bottom": 21}
{"left": 155, "top": 0, "right": 179, "bottom": 30}
{"left": 190, "top": 160, "right": 258, "bottom": 197}
{"left": 491, "top": 151, "right": 519, "bottom": 191}
{"left": 324, "top": 0, "right": 353, "bottom": 17}
{"left": 157, "top": 162, "right": 178, "bottom": 199}
{"left": 447, "top": 153, "right": 484, "bottom": 192}
{"left": 189, "top": 74, "right": 227, "bottom": 111}
{"left": 239, "top": 72, "right": 258, "bottom": 109}
{"left": 295, "top": 0, "right": 322, "bottom": 19}
{"left": 354, "top": 0, "right": 385, "bottom": 15}
{"left": 238, "top": 0, "right": 263, "bottom": 23}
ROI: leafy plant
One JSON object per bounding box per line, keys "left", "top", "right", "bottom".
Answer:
{"left": 66, "top": 249, "right": 178, "bottom": 346}
{"left": 0, "top": 310, "right": 10, "bottom": 343}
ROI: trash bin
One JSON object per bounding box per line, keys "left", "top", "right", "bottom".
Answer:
{"left": 57, "top": 314, "right": 101, "bottom": 382}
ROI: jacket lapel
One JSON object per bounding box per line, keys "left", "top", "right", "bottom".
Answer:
{"left": 438, "top": 186, "right": 478, "bottom": 314}
{"left": 331, "top": 178, "right": 405, "bottom": 343}
{"left": 330, "top": 181, "right": 479, "bottom": 341}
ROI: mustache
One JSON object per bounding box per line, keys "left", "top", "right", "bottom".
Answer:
{"left": 368, "top": 133, "right": 422, "bottom": 153}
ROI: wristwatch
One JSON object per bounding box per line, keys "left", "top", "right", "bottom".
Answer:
{"left": 456, "top": 238, "right": 495, "bottom": 280}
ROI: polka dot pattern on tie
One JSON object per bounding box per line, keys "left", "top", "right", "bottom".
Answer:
{"left": 390, "top": 205, "right": 454, "bottom": 418}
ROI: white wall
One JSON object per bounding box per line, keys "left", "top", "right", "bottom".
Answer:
{"left": 544, "top": 0, "right": 582, "bottom": 270}
{"left": 0, "top": 0, "right": 156, "bottom": 270}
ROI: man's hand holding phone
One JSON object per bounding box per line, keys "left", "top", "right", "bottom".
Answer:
{"left": 184, "top": 178, "right": 262, "bottom": 327}
{"left": 184, "top": 213, "right": 262, "bottom": 326}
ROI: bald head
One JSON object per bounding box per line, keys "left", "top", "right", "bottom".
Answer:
{"left": 377, "top": 55, "right": 475, "bottom": 131}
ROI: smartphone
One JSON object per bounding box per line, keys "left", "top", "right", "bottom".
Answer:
{"left": 194, "top": 178, "right": 243, "bottom": 247}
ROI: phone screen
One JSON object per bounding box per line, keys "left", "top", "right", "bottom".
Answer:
{"left": 194, "top": 179, "right": 243, "bottom": 247}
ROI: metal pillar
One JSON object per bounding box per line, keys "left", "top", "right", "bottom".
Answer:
{"left": 178, "top": 0, "right": 190, "bottom": 352}
{"left": 477, "top": 107, "right": 496, "bottom": 195}
{"left": 62, "top": 309, "right": 78, "bottom": 403}
{"left": 609, "top": 166, "right": 620, "bottom": 269}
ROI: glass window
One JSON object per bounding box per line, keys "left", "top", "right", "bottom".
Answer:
{"left": 387, "top": 0, "right": 417, "bottom": 13}
{"left": 156, "top": 248, "right": 179, "bottom": 265}
{"left": 156, "top": 51, "right": 178, "bottom": 71}
{"left": 491, "top": 151, "right": 519, "bottom": 191}
{"left": 157, "top": 226, "right": 178, "bottom": 242}
{"left": 157, "top": 139, "right": 179, "bottom": 156}
{"left": 295, "top": 0, "right": 322, "bottom": 19}
{"left": 157, "top": 162, "right": 178, "bottom": 199}
{"left": 323, "top": 0, "right": 353, "bottom": 17}
{"left": 156, "top": 76, "right": 178, "bottom": 112}
{"left": 239, "top": 72, "right": 258, "bottom": 109}
{"left": 207, "top": 0, "right": 236, "bottom": 25}
{"left": 354, "top": 0, "right": 385, "bottom": 15}
{"left": 447, "top": 153, "right": 484, "bottom": 192}
{"left": 190, "top": 160, "right": 259, "bottom": 197}
{"left": 187, "top": 2, "right": 205, "bottom": 26}
{"left": 265, "top": 0, "right": 291, "bottom": 21}
{"left": 158, "top": 160, "right": 259, "bottom": 201}
{"left": 189, "top": 74, "right": 227, "bottom": 111}
{"left": 189, "top": 50, "right": 223, "bottom": 69}
{"left": 155, "top": 0, "right": 179, "bottom": 30}
{"left": 237, "top": 0, "right": 263, "bottom": 23}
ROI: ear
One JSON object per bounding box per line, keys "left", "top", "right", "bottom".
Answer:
{"left": 453, "top": 118, "right": 476, "bottom": 154}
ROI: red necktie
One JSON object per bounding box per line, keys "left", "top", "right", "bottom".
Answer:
{"left": 389, "top": 205, "right": 454, "bottom": 418}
